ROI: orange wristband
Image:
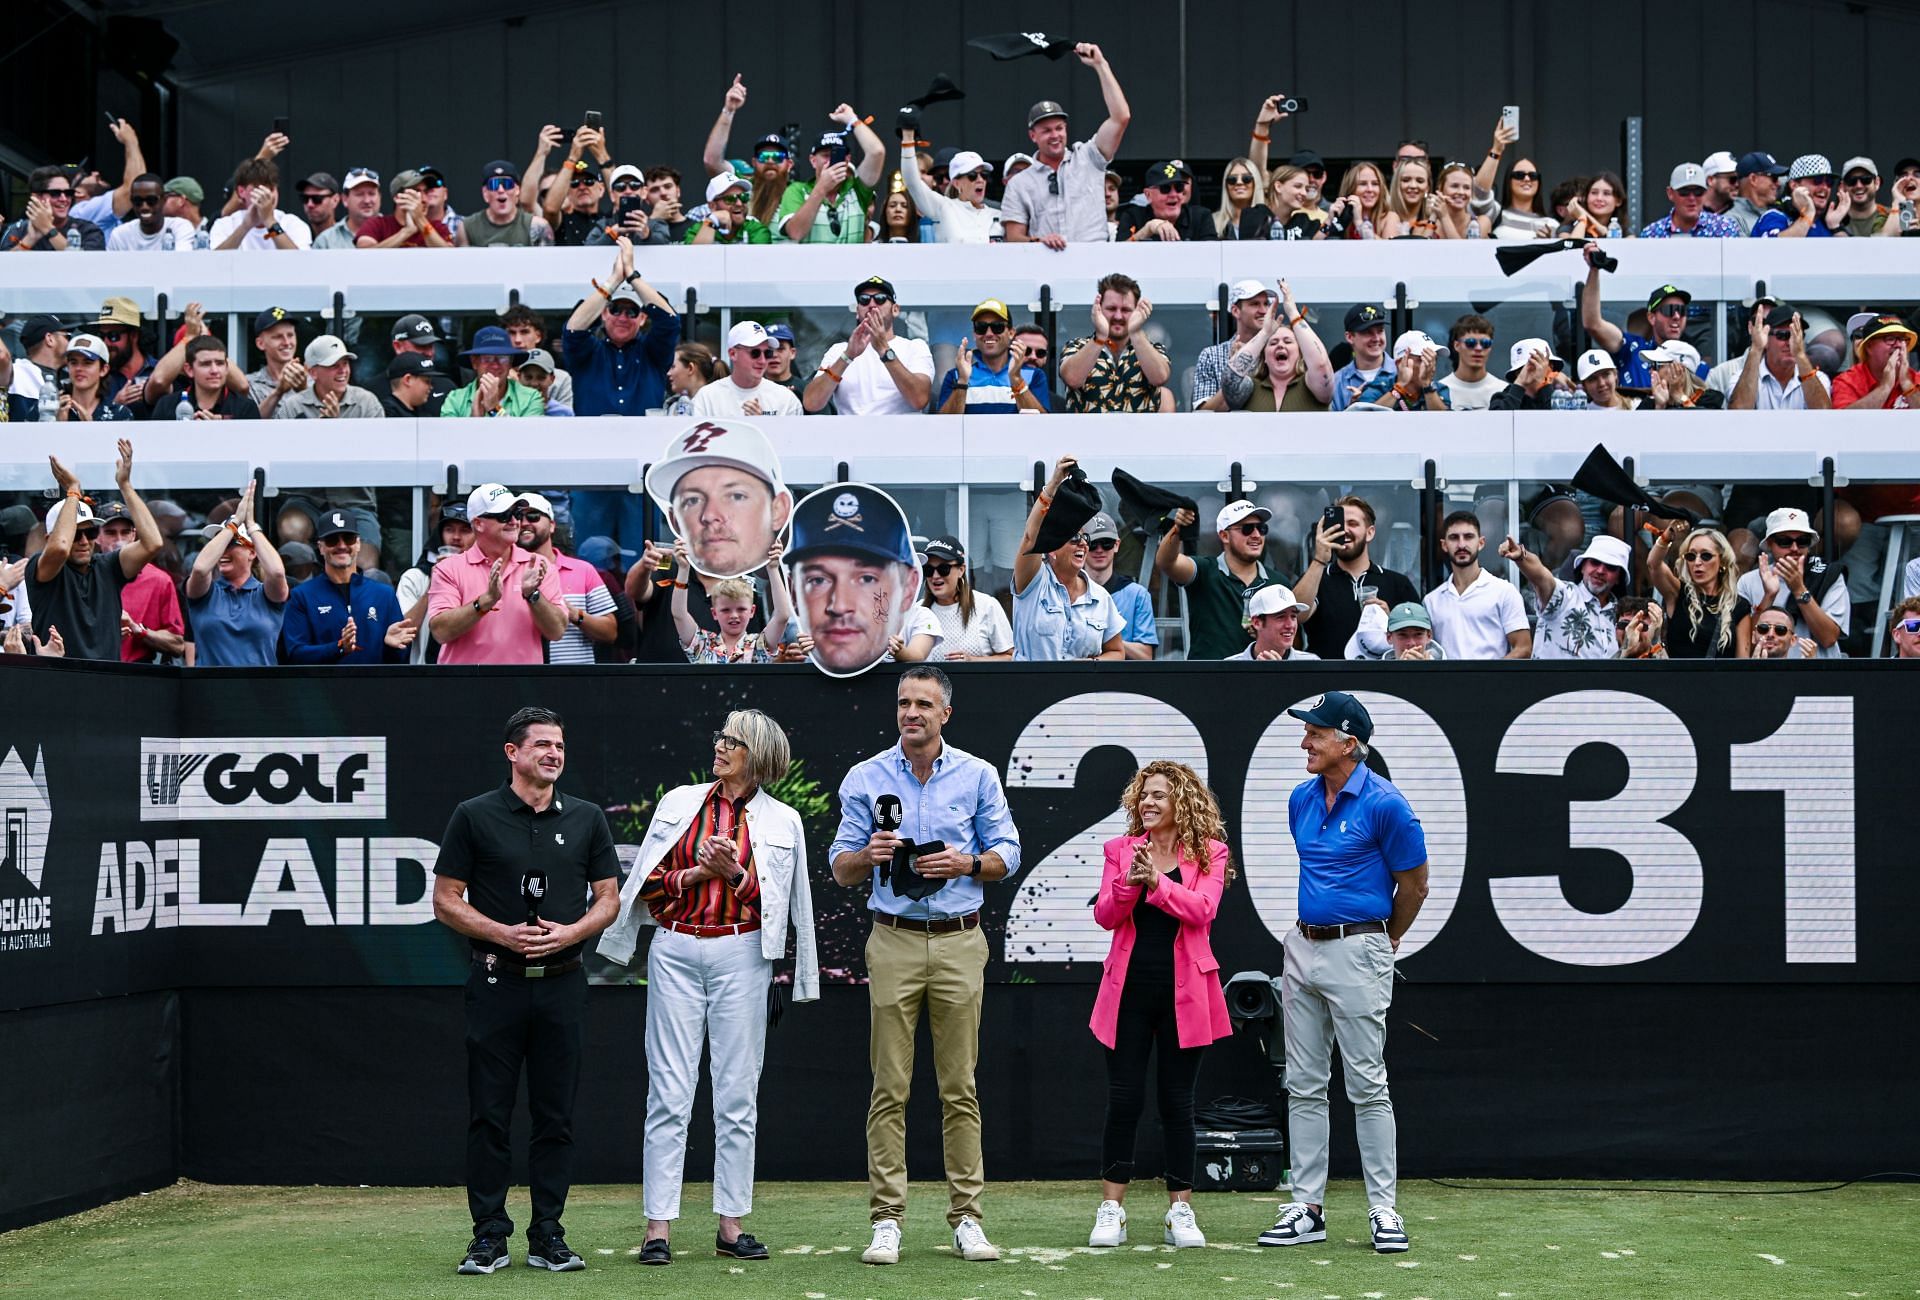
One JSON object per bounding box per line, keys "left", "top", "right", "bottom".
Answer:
{"left": 1251, "top": 130, "right": 1270, "bottom": 143}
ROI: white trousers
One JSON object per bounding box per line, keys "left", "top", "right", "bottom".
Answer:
{"left": 1280, "top": 925, "right": 1398, "bottom": 1209}
{"left": 644, "top": 927, "right": 773, "bottom": 1221}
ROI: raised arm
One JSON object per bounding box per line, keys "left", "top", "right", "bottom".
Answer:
{"left": 568, "top": 237, "right": 631, "bottom": 332}
{"left": 761, "top": 542, "right": 792, "bottom": 648}
{"left": 669, "top": 541, "right": 699, "bottom": 650}
{"left": 1647, "top": 520, "right": 1686, "bottom": 604}
{"left": 1473, "top": 116, "right": 1516, "bottom": 197}
{"left": 837, "top": 105, "right": 886, "bottom": 190}
{"left": 521, "top": 124, "right": 562, "bottom": 214}
{"left": 1013, "top": 456, "right": 1076, "bottom": 593}
{"left": 1497, "top": 535, "right": 1557, "bottom": 607}
{"left": 1079, "top": 44, "right": 1131, "bottom": 162}
{"left": 106, "top": 119, "right": 148, "bottom": 219}
{"left": 37, "top": 459, "right": 82, "bottom": 581}
{"left": 1248, "top": 95, "right": 1291, "bottom": 177}
{"left": 1580, "top": 244, "right": 1625, "bottom": 354}
{"left": 704, "top": 76, "right": 748, "bottom": 178}
{"left": 1155, "top": 505, "right": 1199, "bottom": 587}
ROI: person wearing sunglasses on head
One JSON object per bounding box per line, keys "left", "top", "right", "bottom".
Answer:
{"left": 1157, "top": 499, "right": 1282, "bottom": 661}
{"left": 693, "top": 321, "right": 802, "bottom": 417}
{"left": 3, "top": 165, "right": 107, "bottom": 251}
{"left": 1737, "top": 507, "right": 1849, "bottom": 658}
{"left": 105, "top": 174, "right": 197, "bottom": 252}
{"left": 804, "top": 276, "right": 936, "bottom": 415}
{"left": 1639, "top": 161, "right": 1742, "bottom": 238}
{"left": 1002, "top": 44, "right": 1132, "bottom": 248}
{"left": 1115, "top": 161, "right": 1215, "bottom": 242}
{"left": 1725, "top": 304, "right": 1831, "bottom": 410}
{"left": 936, "top": 300, "right": 1047, "bottom": 414}
{"left": 1886, "top": 597, "right": 1920, "bottom": 659}
{"left": 778, "top": 108, "right": 886, "bottom": 245}
{"left": 1581, "top": 260, "right": 1707, "bottom": 391}
{"left": 900, "top": 127, "right": 1002, "bottom": 243}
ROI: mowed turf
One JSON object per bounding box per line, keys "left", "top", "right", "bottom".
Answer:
{"left": 2, "top": 1178, "right": 1912, "bottom": 1299}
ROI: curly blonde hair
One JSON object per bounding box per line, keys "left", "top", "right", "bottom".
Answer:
{"left": 1120, "top": 760, "right": 1233, "bottom": 887}
{"left": 1677, "top": 527, "right": 1740, "bottom": 655}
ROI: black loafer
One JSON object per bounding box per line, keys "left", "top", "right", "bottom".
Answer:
{"left": 638, "top": 1238, "right": 672, "bottom": 1266}
{"left": 715, "top": 1231, "right": 769, "bottom": 1260}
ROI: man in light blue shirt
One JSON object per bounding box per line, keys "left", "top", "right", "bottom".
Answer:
{"left": 830, "top": 665, "right": 1021, "bottom": 1267}
{"left": 1082, "top": 511, "right": 1156, "bottom": 658}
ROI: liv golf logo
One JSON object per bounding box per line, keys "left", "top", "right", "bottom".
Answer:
{"left": 140, "top": 737, "right": 387, "bottom": 821}
{"left": 0, "top": 744, "right": 53, "bottom": 951}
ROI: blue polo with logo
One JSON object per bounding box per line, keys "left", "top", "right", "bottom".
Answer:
{"left": 1287, "top": 762, "right": 1427, "bottom": 925}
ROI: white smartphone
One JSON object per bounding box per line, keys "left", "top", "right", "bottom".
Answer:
{"left": 1501, "top": 105, "right": 1521, "bottom": 140}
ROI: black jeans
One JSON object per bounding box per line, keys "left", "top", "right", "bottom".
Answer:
{"left": 464, "top": 961, "right": 588, "bottom": 1241}
{"left": 1100, "top": 977, "right": 1207, "bottom": 1191}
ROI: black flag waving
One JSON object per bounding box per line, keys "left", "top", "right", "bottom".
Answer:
{"left": 968, "top": 31, "right": 1078, "bottom": 61}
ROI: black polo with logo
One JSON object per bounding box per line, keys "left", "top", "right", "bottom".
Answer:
{"left": 435, "top": 783, "right": 619, "bottom": 963}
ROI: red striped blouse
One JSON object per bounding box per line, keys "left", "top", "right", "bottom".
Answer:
{"left": 639, "top": 785, "right": 762, "bottom": 927}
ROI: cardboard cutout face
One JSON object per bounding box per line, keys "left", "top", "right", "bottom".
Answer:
{"left": 644, "top": 419, "right": 793, "bottom": 579}
{"left": 785, "top": 483, "right": 921, "bottom": 679}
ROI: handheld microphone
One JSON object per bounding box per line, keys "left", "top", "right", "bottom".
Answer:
{"left": 873, "top": 794, "right": 903, "bottom": 833}
{"left": 521, "top": 870, "right": 547, "bottom": 926}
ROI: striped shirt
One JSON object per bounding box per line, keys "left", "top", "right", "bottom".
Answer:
{"left": 639, "top": 786, "right": 763, "bottom": 927}
{"left": 548, "top": 553, "right": 616, "bottom": 665}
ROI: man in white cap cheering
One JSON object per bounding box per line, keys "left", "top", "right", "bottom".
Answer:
{"left": 1226, "top": 583, "right": 1317, "bottom": 660}
{"left": 687, "top": 174, "right": 772, "bottom": 244}
{"left": 1497, "top": 533, "right": 1629, "bottom": 659}
{"left": 692, "top": 322, "right": 802, "bottom": 417}
{"left": 425, "top": 483, "right": 566, "bottom": 665}
{"left": 1157, "top": 499, "right": 1279, "bottom": 659}
{"left": 1737, "top": 507, "right": 1849, "bottom": 658}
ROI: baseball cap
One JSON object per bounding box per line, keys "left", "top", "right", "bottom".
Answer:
{"left": 606, "top": 282, "right": 642, "bottom": 308}
{"left": 1384, "top": 602, "right": 1432, "bottom": 634}
{"left": 971, "top": 298, "right": 1012, "bottom": 323}
{"left": 1286, "top": 690, "right": 1374, "bottom": 743}
{"left": 303, "top": 335, "right": 355, "bottom": 367}
{"left": 813, "top": 131, "right": 850, "bottom": 154}
{"left": 513, "top": 492, "right": 555, "bottom": 519}
{"left": 466, "top": 483, "right": 518, "bottom": 520}
{"left": 481, "top": 159, "right": 519, "bottom": 184}
{"left": 315, "top": 511, "right": 359, "bottom": 541}
{"left": 520, "top": 347, "right": 556, "bottom": 375}
{"left": 90, "top": 297, "right": 142, "bottom": 331}
{"left": 1575, "top": 347, "right": 1617, "bottom": 381}
{"left": 1764, "top": 303, "right": 1799, "bottom": 329}
{"left": 786, "top": 483, "right": 915, "bottom": 567}
{"left": 1669, "top": 162, "right": 1708, "bottom": 190}
{"left": 1854, "top": 314, "right": 1918, "bottom": 359}
{"left": 1003, "top": 152, "right": 1036, "bottom": 177}
{"left": 252, "top": 305, "right": 294, "bottom": 337}
{"left": 1702, "top": 150, "right": 1738, "bottom": 177}
{"left": 947, "top": 150, "right": 989, "bottom": 177}
{"left": 752, "top": 132, "right": 791, "bottom": 155}
{"left": 572, "top": 162, "right": 604, "bottom": 183}
{"left": 18, "top": 315, "right": 67, "bottom": 350}
{"left": 855, "top": 274, "right": 897, "bottom": 299}
{"left": 342, "top": 167, "right": 380, "bottom": 191}
{"left": 1288, "top": 149, "right": 1327, "bottom": 170}
{"left": 299, "top": 172, "right": 340, "bottom": 193}
{"left": 0, "top": 504, "right": 38, "bottom": 538}
{"left": 392, "top": 314, "right": 441, "bottom": 345}
{"left": 1344, "top": 303, "right": 1388, "bottom": 332}
{"left": 388, "top": 169, "right": 427, "bottom": 195}
{"left": 1575, "top": 535, "right": 1632, "bottom": 572}
{"left": 1084, "top": 512, "right": 1120, "bottom": 543}
{"left": 704, "top": 172, "right": 751, "bottom": 204}
{"left": 278, "top": 541, "right": 318, "bottom": 566}
{"left": 163, "top": 176, "right": 204, "bottom": 203}
{"left": 645, "top": 418, "right": 787, "bottom": 519}
{"left": 44, "top": 499, "right": 98, "bottom": 536}
{"left": 1736, "top": 151, "right": 1788, "bottom": 179}
{"left": 1641, "top": 339, "right": 1703, "bottom": 369}
{"left": 1506, "top": 338, "right": 1566, "bottom": 376}
{"left": 438, "top": 502, "right": 469, "bottom": 526}
{"left": 606, "top": 163, "right": 645, "bottom": 187}
{"left": 1392, "top": 329, "right": 1438, "bottom": 359}
{"left": 725, "top": 321, "right": 770, "bottom": 350}
{"left": 1763, "top": 507, "right": 1817, "bottom": 543}
{"left": 1146, "top": 160, "right": 1192, "bottom": 187}
{"left": 386, "top": 353, "right": 435, "bottom": 381}
{"left": 66, "top": 332, "right": 110, "bottom": 364}
{"left": 1026, "top": 100, "right": 1068, "bottom": 128}
{"left": 1646, "top": 283, "right": 1693, "bottom": 312}
{"left": 1842, "top": 156, "right": 1879, "bottom": 178}
{"left": 1216, "top": 499, "right": 1272, "bottom": 533}
{"left": 765, "top": 323, "right": 796, "bottom": 344}
{"left": 923, "top": 535, "right": 966, "bottom": 564}
{"left": 1229, "top": 279, "right": 1274, "bottom": 305}
{"left": 1247, "top": 583, "right": 1309, "bottom": 618}
{"left": 94, "top": 502, "right": 133, "bottom": 525}
{"left": 1789, "top": 153, "right": 1836, "bottom": 181}
{"left": 931, "top": 147, "right": 960, "bottom": 170}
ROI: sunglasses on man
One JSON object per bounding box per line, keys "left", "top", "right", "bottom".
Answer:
{"left": 605, "top": 302, "right": 641, "bottom": 318}
{"left": 1152, "top": 183, "right": 1181, "bottom": 195}
{"left": 1899, "top": 618, "right": 1920, "bottom": 635}
{"left": 1773, "top": 534, "right": 1815, "bottom": 549}
{"left": 755, "top": 150, "right": 789, "bottom": 165}
{"left": 610, "top": 179, "right": 644, "bottom": 193}
{"left": 1237, "top": 521, "right": 1270, "bottom": 537}
{"left": 483, "top": 178, "right": 517, "bottom": 193}
{"left": 1457, "top": 336, "right": 1493, "bottom": 350}
{"left": 856, "top": 292, "right": 893, "bottom": 306}
{"left": 33, "top": 186, "right": 73, "bottom": 198}
{"left": 972, "top": 320, "right": 1008, "bottom": 335}
{"left": 1651, "top": 303, "right": 1690, "bottom": 319}
{"left": 129, "top": 194, "right": 164, "bottom": 208}
{"left": 714, "top": 191, "right": 748, "bottom": 205}
{"left": 1754, "top": 622, "right": 1794, "bottom": 636}
{"left": 1844, "top": 173, "right": 1876, "bottom": 186}
{"left": 742, "top": 347, "right": 776, "bottom": 360}
{"left": 569, "top": 176, "right": 600, "bottom": 188}
{"left": 1087, "top": 538, "right": 1119, "bottom": 552}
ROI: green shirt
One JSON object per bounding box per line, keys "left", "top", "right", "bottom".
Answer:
{"left": 683, "top": 216, "right": 772, "bottom": 245}
{"left": 772, "top": 177, "right": 875, "bottom": 244}
{"left": 439, "top": 378, "right": 546, "bottom": 418}
{"left": 1185, "top": 553, "right": 1274, "bottom": 659}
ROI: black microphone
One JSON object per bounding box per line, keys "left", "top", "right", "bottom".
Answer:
{"left": 521, "top": 870, "right": 547, "bottom": 926}
{"left": 873, "top": 794, "right": 903, "bottom": 833}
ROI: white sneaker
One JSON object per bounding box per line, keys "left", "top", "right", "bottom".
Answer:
{"left": 1257, "top": 1200, "right": 1326, "bottom": 1247}
{"left": 952, "top": 1215, "right": 1001, "bottom": 1261}
{"left": 861, "top": 1219, "right": 900, "bottom": 1265}
{"left": 1369, "top": 1204, "right": 1410, "bottom": 1253}
{"left": 1088, "top": 1199, "right": 1127, "bottom": 1247}
{"left": 1163, "top": 1200, "right": 1205, "bottom": 1248}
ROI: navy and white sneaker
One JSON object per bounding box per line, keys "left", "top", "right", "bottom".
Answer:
{"left": 1368, "top": 1205, "right": 1409, "bottom": 1253}
{"left": 1257, "top": 1201, "right": 1326, "bottom": 1247}
{"left": 527, "top": 1233, "right": 585, "bottom": 1271}
{"left": 458, "top": 1235, "right": 510, "bottom": 1274}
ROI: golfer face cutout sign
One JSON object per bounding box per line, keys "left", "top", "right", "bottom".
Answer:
{"left": 644, "top": 420, "right": 794, "bottom": 579}
{"left": 785, "top": 483, "right": 922, "bottom": 679}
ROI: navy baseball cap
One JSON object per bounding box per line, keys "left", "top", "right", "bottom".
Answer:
{"left": 786, "top": 483, "right": 915, "bottom": 567}
{"left": 481, "top": 159, "right": 519, "bottom": 184}
{"left": 387, "top": 353, "right": 436, "bottom": 381}
{"left": 1287, "top": 690, "right": 1374, "bottom": 743}
{"left": 1344, "top": 303, "right": 1388, "bottom": 332}
{"left": 316, "top": 511, "right": 358, "bottom": 541}
{"left": 1735, "top": 151, "right": 1787, "bottom": 179}
{"left": 765, "top": 323, "right": 796, "bottom": 344}
{"left": 253, "top": 306, "right": 294, "bottom": 337}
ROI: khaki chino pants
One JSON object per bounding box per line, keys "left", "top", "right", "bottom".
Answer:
{"left": 864, "top": 920, "right": 988, "bottom": 1226}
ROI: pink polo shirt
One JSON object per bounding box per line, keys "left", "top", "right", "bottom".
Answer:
{"left": 426, "top": 543, "right": 565, "bottom": 665}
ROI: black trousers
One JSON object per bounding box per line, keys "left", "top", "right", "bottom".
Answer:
{"left": 464, "top": 961, "right": 587, "bottom": 1240}
{"left": 1101, "top": 977, "right": 1207, "bottom": 1191}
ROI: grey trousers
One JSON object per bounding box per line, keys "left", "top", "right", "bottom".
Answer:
{"left": 1280, "top": 925, "right": 1398, "bottom": 1208}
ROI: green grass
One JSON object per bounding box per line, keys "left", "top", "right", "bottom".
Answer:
{"left": 2, "top": 1178, "right": 1913, "bottom": 1299}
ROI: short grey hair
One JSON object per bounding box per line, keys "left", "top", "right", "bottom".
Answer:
{"left": 1349, "top": 738, "right": 1371, "bottom": 763}
{"left": 724, "top": 708, "right": 790, "bottom": 786}
{"left": 898, "top": 663, "right": 953, "bottom": 706}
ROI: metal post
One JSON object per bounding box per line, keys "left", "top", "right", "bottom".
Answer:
{"left": 1419, "top": 459, "right": 1438, "bottom": 593}
{"left": 1623, "top": 455, "right": 1642, "bottom": 595}
{"left": 683, "top": 287, "right": 698, "bottom": 347}
{"left": 508, "top": 288, "right": 520, "bottom": 309}
{"left": 837, "top": 461, "right": 850, "bottom": 484}
{"left": 154, "top": 294, "right": 169, "bottom": 351}
{"left": 1389, "top": 282, "right": 1411, "bottom": 345}
{"left": 1215, "top": 283, "right": 1229, "bottom": 344}
{"left": 254, "top": 466, "right": 272, "bottom": 538}
{"left": 1623, "top": 117, "right": 1645, "bottom": 232}
{"left": 1822, "top": 457, "right": 1837, "bottom": 565}
{"left": 1040, "top": 284, "right": 1056, "bottom": 390}
{"left": 1229, "top": 461, "right": 1244, "bottom": 501}
{"left": 331, "top": 290, "right": 345, "bottom": 340}
{"left": 1031, "top": 460, "right": 1045, "bottom": 504}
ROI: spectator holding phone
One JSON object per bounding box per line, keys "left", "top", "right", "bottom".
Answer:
{"left": 778, "top": 109, "right": 885, "bottom": 244}
{"left": 1470, "top": 115, "right": 1556, "bottom": 239}
{"left": 936, "top": 300, "right": 1047, "bottom": 414}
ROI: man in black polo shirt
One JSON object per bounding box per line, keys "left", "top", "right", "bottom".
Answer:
{"left": 432, "top": 706, "right": 620, "bottom": 1276}
{"left": 1156, "top": 499, "right": 1277, "bottom": 659}
{"left": 29, "top": 442, "right": 162, "bottom": 661}
{"left": 1292, "top": 495, "right": 1420, "bottom": 658}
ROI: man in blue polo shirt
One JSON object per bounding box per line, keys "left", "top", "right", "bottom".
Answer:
{"left": 935, "top": 299, "right": 1049, "bottom": 413}
{"left": 1580, "top": 255, "right": 1708, "bottom": 390}
{"left": 1259, "top": 692, "right": 1428, "bottom": 1257}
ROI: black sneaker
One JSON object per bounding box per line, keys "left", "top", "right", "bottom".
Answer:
{"left": 1256, "top": 1201, "right": 1327, "bottom": 1247}
{"left": 458, "top": 1236, "right": 510, "bottom": 1274}
{"left": 638, "top": 1238, "right": 672, "bottom": 1266}
{"left": 527, "top": 1233, "right": 585, "bottom": 1271}
{"left": 715, "top": 1230, "right": 769, "bottom": 1260}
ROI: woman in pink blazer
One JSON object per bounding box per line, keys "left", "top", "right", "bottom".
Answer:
{"left": 1087, "top": 759, "right": 1235, "bottom": 1250}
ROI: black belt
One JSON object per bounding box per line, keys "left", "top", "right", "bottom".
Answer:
{"left": 1296, "top": 919, "right": 1387, "bottom": 941}
{"left": 874, "top": 911, "right": 980, "bottom": 935}
{"left": 474, "top": 952, "right": 583, "bottom": 978}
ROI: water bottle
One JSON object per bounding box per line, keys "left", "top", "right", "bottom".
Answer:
{"left": 1360, "top": 218, "right": 1376, "bottom": 240}
{"left": 1466, "top": 216, "right": 1482, "bottom": 239}
{"left": 1606, "top": 216, "right": 1622, "bottom": 239}
{"left": 161, "top": 228, "right": 176, "bottom": 251}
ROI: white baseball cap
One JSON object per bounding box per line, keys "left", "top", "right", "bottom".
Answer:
{"left": 606, "top": 163, "right": 645, "bottom": 187}
{"left": 1507, "top": 337, "right": 1564, "bottom": 375}
{"left": 1247, "top": 583, "right": 1309, "bottom": 617}
{"left": 343, "top": 167, "right": 380, "bottom": 192}
{"left": 1216, "top": 499, "right": 1272, "bottom": 533}
{"left": 645, "top": 419, "right": 788, "bottom": 518}
{"left": 726, "top": 321, "right": 770, "bottom": 351}
{"left": 466, "top": 483, "right": 518, "bottom": 520}
{"left": 1763, "top": 507, "right": 1817, "bottom": 543}
{"left": 1641, "top": 339, "right": 1703, "bottom": 369}
{"left": 1229, "top": 279, "right": 1274, "bottom": 305}
{"left": 1702, "top": 150, "right": 1738, "bottom": 177}
{"left": 1392, "top": 329, "right": 1438, "bottom": 359}
{"left": 304, "top": 334, "right": 355, "bottom": 367}
{"left": 1576, "top": 347, "right": 1617, "bottom": 381}
{"left": 513, "top": 492, "right": 555, "bottom": 519}
{"left": 1669, "top": 162, "right": 1708, "bottom": 189}
{"left": 1575, "top": 535, "right": 1632, "bottom": 572}
{"left": 1842, "top": 156, "right": 1879, "bottom": 178}
{"left": 1002, "top": 151, "right": 1036, "bottom": 176}
{"left": 947, "top": 150, "right": 989, "bottom": 177}
{"left": 66, "top": 332, "right": 110, "bottom": 364}
{"left": 704, "top": 172, "right": 751, "bottom": 204}
{"left": 44, "top": 498, "right": 98, "bottom": 536}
